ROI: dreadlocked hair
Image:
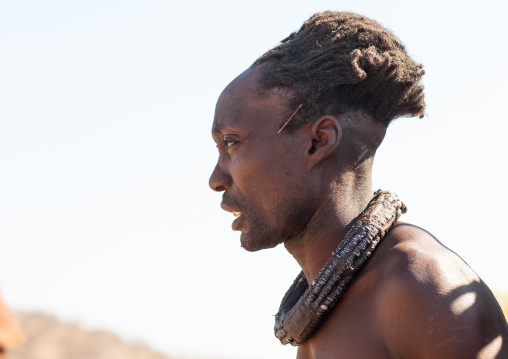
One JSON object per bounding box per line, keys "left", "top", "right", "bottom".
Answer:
{"left": 254, "top": 11, "right": 425, "bottom": 128}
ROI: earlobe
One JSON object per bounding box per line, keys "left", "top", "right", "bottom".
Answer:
{"left": 306, "top": 116, "right": 342, "bottom": 166}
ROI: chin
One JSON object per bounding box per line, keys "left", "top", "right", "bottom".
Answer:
{"left": 240, "top": 231, "right": 284, "bottom": 252}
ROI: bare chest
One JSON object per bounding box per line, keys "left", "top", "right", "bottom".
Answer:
{"left": 294, "top": 280, "right": 390, "bottom": 359}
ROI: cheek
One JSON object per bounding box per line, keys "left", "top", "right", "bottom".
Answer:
{"left": 230, "top": 148, "right": 280, "bottom": 181}
{"left": 231, "top": 156, "right": 289, "bottom": 202}
{"left": 230, "top": 142, "right": 306, "bottom": 204}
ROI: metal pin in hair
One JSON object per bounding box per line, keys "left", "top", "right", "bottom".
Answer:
{"left": 277, "top": 104, "right": 303, "bottom": 134}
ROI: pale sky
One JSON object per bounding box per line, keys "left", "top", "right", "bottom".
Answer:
{"left": 1, "top": 1, "right": 507, "bottom": 359}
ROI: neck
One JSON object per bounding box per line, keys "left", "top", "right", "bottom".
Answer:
{"left": 284, "top": 171, "right": 373, "bottom": 284}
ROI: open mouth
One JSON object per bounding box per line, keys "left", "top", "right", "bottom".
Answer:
{"left": 233, "top": 211, "right": 242, "bottom": 217}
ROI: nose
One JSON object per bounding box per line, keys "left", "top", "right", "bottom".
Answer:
{"left": 209, "top": 160, "right": 232, "bottom": 192}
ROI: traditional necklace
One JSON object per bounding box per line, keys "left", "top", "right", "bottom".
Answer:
{"left": 274, "top": 190, "right": 406, "bottom": 346}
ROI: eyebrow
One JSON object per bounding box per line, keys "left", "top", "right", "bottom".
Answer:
{"left": 211, "top": 124, "right": 245, "bottom": 142}
{"left": 211, "top": 126, "right": 222, "bottom": 138}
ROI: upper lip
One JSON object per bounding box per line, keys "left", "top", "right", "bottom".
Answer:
{"left": 220, "top": 201, "right": 241, "bottom": 214}
{"left": 220, "top": 202, "right": 241, "bottom": 212}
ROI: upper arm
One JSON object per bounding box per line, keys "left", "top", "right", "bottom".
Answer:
{"left": 376, "top": 228, "right": 508, "bottom": 358}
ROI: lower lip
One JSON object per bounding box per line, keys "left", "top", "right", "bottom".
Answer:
{"left": 232, "top": 214, "right": 244, "bottom": 231}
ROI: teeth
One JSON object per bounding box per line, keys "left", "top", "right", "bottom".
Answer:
{"left": 233, "top": 211, "right": 242, "bottom": 217}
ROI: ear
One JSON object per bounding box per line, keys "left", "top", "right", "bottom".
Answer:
{"left": 305, "top": 116, "right": 342, "bottom": 168}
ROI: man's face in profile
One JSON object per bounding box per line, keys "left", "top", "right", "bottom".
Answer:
{"left": 209, "top": 68, "right": 318, "bottom": 251}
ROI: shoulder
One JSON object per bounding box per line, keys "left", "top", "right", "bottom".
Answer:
{"left": 373, "top": 223, "right": 508, "bottom": 359}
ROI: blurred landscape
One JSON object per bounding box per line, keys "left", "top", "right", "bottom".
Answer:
{"left": 5, "top": 295, "right": 507, "bottom": 359}
{"left": 8, "top": 312, "right": 182, "bottom": 359}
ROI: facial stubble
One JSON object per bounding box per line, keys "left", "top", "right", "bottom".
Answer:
{"left": 240, "top": 193, "right": 317, "bottom": 252}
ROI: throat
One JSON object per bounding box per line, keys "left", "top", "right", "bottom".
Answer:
{"left": 275, "top": 190, "right": 406, "bottom": 346}
{"left": 284, "top": 191, "right": 372, "bottom": 284}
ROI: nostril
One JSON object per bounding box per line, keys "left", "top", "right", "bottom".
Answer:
{"left": 209, "top": 162, "right": 232, "bottom": 192}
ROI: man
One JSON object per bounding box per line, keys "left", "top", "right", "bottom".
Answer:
{"left": 209, "top": 11, "right": 508, "bottom": 358}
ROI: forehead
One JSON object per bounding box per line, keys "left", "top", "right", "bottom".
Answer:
{"left": 212, "top": 67, "right": 291, "bottom": 139}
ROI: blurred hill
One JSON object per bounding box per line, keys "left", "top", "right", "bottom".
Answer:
{"left": 7, "top": 312, "right": 182, "bottom": 359}
{"left": 5, "top": 300, "right": 507, "bottom": 359}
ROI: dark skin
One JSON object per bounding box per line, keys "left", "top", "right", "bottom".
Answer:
{"left": 210, "top": 66, "right": 508, "bottom": 358}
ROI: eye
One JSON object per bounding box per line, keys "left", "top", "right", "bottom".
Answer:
{"left": 224, "top": 136, "right": 237, "bottom": 149}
